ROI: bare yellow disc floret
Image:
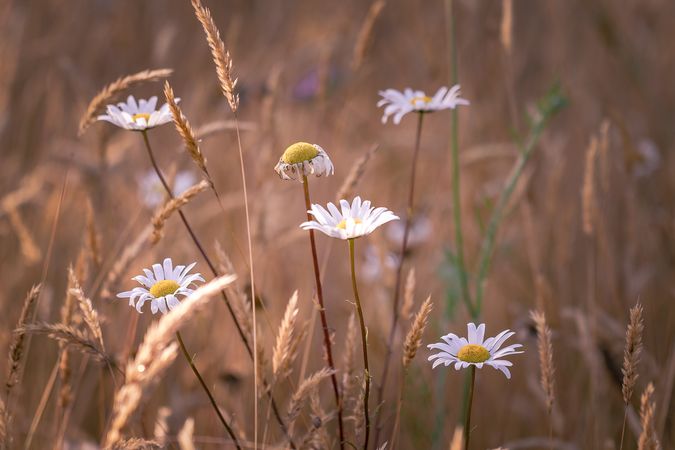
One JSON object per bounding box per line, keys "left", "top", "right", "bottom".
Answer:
{"left": 337, "top": 218, "right": 362, "bottom": 229}
{"left": 457, "top": 344, "right": 490, "bottom": 363}
{"left": 281, "top": 142, "right": 319, "bottom": 164}
{"left": 132, "top": 113, "right": 151, "bottom": 122}
{"left": 149, "top": 279, "right": 180, "bottom": 298}
{"left": 410, "top": 95, "right": 432, "bottom": 105}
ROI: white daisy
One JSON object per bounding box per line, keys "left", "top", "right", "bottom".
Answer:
{"left": 138, "top": 169, "right": 197, "bottom": 208}
{"left": 97, "top": 95, "right": 175, "bottom": 131}
{"left": 117, "top": 258, "right": 205, "bottom": 314}
{"left": 300, "top": 196, "right": 399, "bottom": 240}
{"left": 377, "top": 85, "right": 469, "bottom": 124}
{"left": 427, "top": 322, "right": 523, "bottom": 379}
{"left": 274, "top": 142, "right": 334, "bottom": 181}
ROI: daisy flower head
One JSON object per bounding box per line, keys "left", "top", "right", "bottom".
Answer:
{"left": 427, "top": 323, "right": 523, "bottom": 379}
{"left": 300, "top": 196, "right": 399, "bottom": 240}
{"left": 274, "top": 142, "right": 334, "bottom": 181}
{"left": 377, "top": 85, "right": 469, "bottom": 124}
{"left": 117, "top": 258, "right": 205, "bottom": 314}
{"left": 97, "top": 95, "right": 175, "bottom": 131}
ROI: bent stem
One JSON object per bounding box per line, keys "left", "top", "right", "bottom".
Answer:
{"left": 463, "top": 365, "right": 476, "bottom": 450}
{"left": 140, "top": 131, "right": 295, "bottom": 448}
{"left": 302, "top": 175, "right": 346, "bottom": 449}
{"left": 175, "top": 331, "right": 242, "bottom": 450}
{"left": 348, "top": 238, "right": 370, "bottom": 450}
{"left": 375, "top": 112, "right": 425, "bottom": 445}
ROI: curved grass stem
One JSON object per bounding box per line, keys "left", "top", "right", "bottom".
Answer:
{"left": 348, "top": 238, "right": 370, "bottom": 450}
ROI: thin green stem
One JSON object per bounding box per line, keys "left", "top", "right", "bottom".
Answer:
{"left": 375, "top": 112, "right": 424, "bottom": 446}
{"left": 302, "top": 175, "right": 345, "bottom": 450}
{"left": 473, "top": 118, "right": 546, "bottom": 316}
{"left": 463, "top": 365, "right": 476, "bottom": 450}
{"left": 175, "top": 331, "right": 242, "bottom": 450}
{"left": 348, "top": 239, "right": 370, "bottom": 450}
{"left": 446, "top": 0, "right": 473, "bottom": 318}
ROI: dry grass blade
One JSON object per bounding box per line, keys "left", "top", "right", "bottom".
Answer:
{"left": 402, "top": 296, "right": 432, "bottom": 367}
{"left": 177, "top": 418, "right": 196, "bottom": 450}
{"left": 342, "top": 313, "right": 358, "bottom": 412}
{"left": 530, "top": 310, "right": 555, "bottom": 414}
{"left": 581, "top": 135, "right": 598, "bottom": 236}
{"left": 164, "top": 81, "right": 207, "bottom": 174}
{"left": 214, "top": 240, "right": 253, "bottom": 340}
{"left": 85, "top": 199, "right": 102, "bottom": 267}
{"left": 336, "top": 144, "right": 378, "bottom": 202}
{"left": 637, "top": 383, "right": 660, "bottom": 450}
{"left": 104, "top": 275, "right": 235, "bottom": 448}
{"left": 68, "top": 267, "right": 104, "bottom": 350}
{"left": 622, "top": 302, "right": 644, "bottom": 404}
{"left": 351, "top": 0, "right": 386, "bottom": 71}
{"left": 4, "top": 206, "right": 41, "bottom": 263}
{"left": 287, "top": 367, "right": 334, "bottom": 424}
{"left": 0, "top": 397, "right": 5, "bottom": 443}
{"left": 78, "top": 68, "right": 173, "bottom": 135}
{"left": 6, "top": 284, "right": 41, "bottom": 391}
{"left": 20, "top": 323, "right": 111, "bottom": 364}
{"left": 151, "top": 180, "right": 209, "bottom": 244}
{"left": 272, "top": 291, "right": 299, "bottom": 379}
{"left": 449, "top": 425, "right": 463, "bottom": 450}
{"left": 400, "top": 268, "right": 416, "bottom": 321}
{"left": 500, "top": 0, "right": 513, "bottom": 54}
{"left": 191, "top": 0, "right": 239, "bottom": 112}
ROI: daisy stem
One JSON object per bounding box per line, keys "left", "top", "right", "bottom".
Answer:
{"left": 375, "top": 111, "right": 424, "bottom": 446}
{"left": 348, "top": 238, "right": 370, "bottom": 450}
{"left": 462, "top": 365, "right": 476, "bottom": 450}
{"left": 302, "top": 175, "right": 346, "bottom": 450}
{"left": 175, "top": 331, "right": 242, "bottom": 450}
{"left": 140, "top": 131, "right": 295, "bottom": 448}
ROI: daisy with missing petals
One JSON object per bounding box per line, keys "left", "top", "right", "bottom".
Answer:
{"left": 274, "top": 142, "right": 334, "bottom": 181}
{"left": 98, "top": 95, "right": 175, "bottom": 131}
{"left": 377, "top": 85, "right": 469, "bottom": 124}
{"left": 428, "top": 322, "right": 523, "bottom": 378}
{"left": 300, "top": 196, "right": 399, "bottom": 240}
{"left": 117, "top": 258, "right": 204, "bottom": 314}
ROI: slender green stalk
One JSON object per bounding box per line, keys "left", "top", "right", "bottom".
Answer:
{"left": 175, "top": 331, "right": 242, "bottom": 449}
{"left": 463, "top": 366, "right": 476, "bottom": 450}
{"left": 348, "top": 238, "right": 370, "bottom": 450}
{"left": 375, "top": 112, "right": 424, "bottom": 445}
{"left": 140, "top": 131, "right": 295, "bottom": 448}
{"left": 301, "top": 175, "right": 345, "bottom": 450}
{"left": 446, "top": 0, "right": 473, "bottom": 317}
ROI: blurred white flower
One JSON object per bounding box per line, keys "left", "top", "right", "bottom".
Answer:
{"left": 138, "top": 169, "right": 196, "bottom": 208}
{"left": 97, "top": 95, "right": 175, "bottom": 131}
{"left": 362, "top": 245, "right": 399, "bottom": 281}
{"left": 428, "top": 323, "right": 523, "bottom": 379}
{"left": 377, "top": 85, "right": 469, "bottom": 124}
{"left": 300, "top": 196, "right": 399, "bottom": 240}
{"left": 274, "top": 142, "right": 334, "bottom": 181}
{"left": 386, "top": 215, "right": 432, "bottom": 248}
{"left": 632, "top": 139, "right": 661, "bottom": 178}
{"left": 117, "top": 257, "right": 204, "bottom": 314}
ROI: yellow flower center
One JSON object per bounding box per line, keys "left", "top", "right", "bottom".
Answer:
{"left": 457, "top": 344, "right": 490, "bottom": 363}
{"left": 281, "top": 142, "right": 319, "bottom": 164}
{"left": 337, "top": 218, "right": 362, "bottom": 229}
{"left": 410, "top": 95, "right": 432, "bottom": 105}
{"left": 149, "top": 280, "right": 180, "bottom": 298}
{"left": 132, "top": 113, "right": 151, "bottom": 123}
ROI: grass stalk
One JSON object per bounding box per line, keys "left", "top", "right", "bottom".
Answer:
{"left": 348, "top": 238, "right": 370, "bottom": 450}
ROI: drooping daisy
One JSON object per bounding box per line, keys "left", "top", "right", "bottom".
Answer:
{"left": 377, "top": 85, "right": 469, "bottom": 124}
{"left": 428, "top": 322, "right": 523, "bottom": 378}
{"left": 274, "top": 142, "right": 334, "bottom": 181}
{"left": 300, "top": 196, "right": 399, "bottom": 240}
{"left": 117, "top": 258, "right": 205, "bottom": 314}
{"left": 97, "top": 95, "right": 175, "bottom": 131}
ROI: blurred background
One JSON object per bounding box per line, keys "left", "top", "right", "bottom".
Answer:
{"left": 1, "top": 0, "right": 674, "bottom": 448}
